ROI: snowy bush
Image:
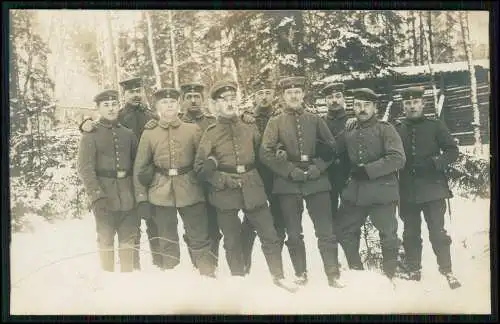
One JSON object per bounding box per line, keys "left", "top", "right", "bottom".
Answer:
{"left": 10, "top": 125, "right": 89, "bottom": 233}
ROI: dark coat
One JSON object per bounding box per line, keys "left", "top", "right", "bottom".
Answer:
{"left": 340, "top": 117, "right": 406, "bottom": 206}
{"left": 118, "top": 103, "right": 158, "bottom": 138}
{"left": 395, "top": 117, "right": 458, "bottom": 204}
{"left": 77, "top": 119, "right": 138, "bottom": 211}
{"left": 259, "top": 107, "right": 336, "bottom": 196}
{"left": 194, "top": 117, "right": 268, "bottom": 211}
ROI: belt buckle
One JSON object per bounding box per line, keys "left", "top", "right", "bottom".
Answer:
{"left": 168, "top": 169, "right": 178, "bottom": 176}
{"left": 116, "top": 170, "right": 127, "bottom": 179}
{"left": 300, "top": 155, "right": 309, "bottom": 162}
{"left": 236, "top": 165, "right": 246, "bottom": 173}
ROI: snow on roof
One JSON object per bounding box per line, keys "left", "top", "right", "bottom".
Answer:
{"left": 316, "top": 59, "right": 490, "bottom": 85}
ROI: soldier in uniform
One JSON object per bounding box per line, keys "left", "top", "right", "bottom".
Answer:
{"left": 335, "top": 88, "right": 406, "bottom": 280}
{"left": 79, "top": 77, "right": 161, "bottom": 270}
{"left": 260, "top": 76, "right": 345, "bottom": 288}
{"left": 133, "top": 87, "right": 215, "bottom": 277}
{"left": 77, "top": 90, "right": 139, "bottom": 272}
{"left": 179, "top": 82, "right": 221, "bottom": 271}
{"left": 239, "top": 79, "right": 286, "bottom": 276}
{"left": 194, "top": 80, "right": 298, "bottom": 292}
{"left": 395, "top": 86, "right": 461, "bottom": 289}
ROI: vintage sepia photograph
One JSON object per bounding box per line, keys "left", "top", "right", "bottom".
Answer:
{"left": 8, "top": 9, "right": 491, "bottom": 315}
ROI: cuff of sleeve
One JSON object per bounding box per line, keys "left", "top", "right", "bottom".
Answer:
{"left": 431, "top": 156, "right": 445, "bottom": 171}
{"left": 363, "top": 164, "right": 375, "bottom": 180}
{"left": 90, "top": 190, "right": 107, "bottom": 204}
{"left": 136, "top": 193, "right": 148, "bottom": 203}
{"left": 312, "top": 158, "right": 329, "bottom": 173}
{"left": 207, "top": 156, "right": 218, "bottom": 168}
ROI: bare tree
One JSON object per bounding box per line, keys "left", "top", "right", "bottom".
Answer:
{"left": 423, "top": 11, "right": 438, "bottom": 110}
{"left": 459, "top": 11, "right": 483, "bottom": 154}
{"left": 168, "top": 11, "right": 179, "bottom": 89}
{"left": 105, "top": 11, "right": 118, "bottom": 89}
{"left": 145, "top": 11, "right": 162, "bottom": 89}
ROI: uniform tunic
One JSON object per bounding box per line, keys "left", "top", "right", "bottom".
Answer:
{"left": 78, "top": 119, "right": 138, "bottom": 212}
{"left": 134, "top": 118, "right": 205, "bottom": 208}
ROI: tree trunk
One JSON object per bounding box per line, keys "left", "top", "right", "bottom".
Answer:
{"left": 168, "top": 11, "right": 179, "bottom": 89}
{"left": 427, "top": 11, "right": 434, "bottom": 63}
{"left": 419, "top": 11, "right": 424, "bottom": 65}
{"left": 145, "top": 11, "right": 162, "bottom": 89}
{"left": 460, "top": 11, "right": 483, "bottom": 154}
{"left": 410, "top": 11, "right": 418, "bottom": 66}
{"left": 105, "top": 11, "right": 118, "bottom": 89}
{"left": 423, "top": 11, "right": 438, "bottom": 110}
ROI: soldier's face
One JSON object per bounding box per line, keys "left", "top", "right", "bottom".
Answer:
{"left": 254, "top": 89, "right": 274, "bottom": 108}
{"left": 184, "top": 92, "right": 203, "bottom": 111}
{"left": 156, "top": 98, "right": 179, "bottom": 119}
{"left": 124, "top": 87, "right": 143, "bottom": 105}
{"left": 98, "top": 100, "right": 120, "bottom": 121}
{"left": 403, "top": 98, "right": 424, "bottom": 119}
{"left": 283, "top": 87, "right": 304, "bottom": 110}
{"left": 353, "top": 99, "right": 377, "bottom": 122}
{"left": 215, "top": 91, "right": 239, "bottom": 118}
{"left": 325, "top": 92, "right": 345, "bottom": 111}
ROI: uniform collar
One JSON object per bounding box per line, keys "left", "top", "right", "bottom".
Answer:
{"left": 158, "top": 117, "right": 181, "bottom": 129}
{"left": 218, "top": 115, "right": 240, "bottom": 124}
{"left": 98, "top": 117, "right": 119, "bottom": 128}
{"left": 184, "top": 110, "right": 205, "bottom": 121}
{"left": 404, "top": 116, "right": 426, "bottom": 124}
{"left": 327, "top": 108, "right": 346, "bottom": 120}
{"left": 357, "top": 115, "right": 378, "bottom": 129}
{"left": 283, "top": 105, "right": 305, "bottom": 116}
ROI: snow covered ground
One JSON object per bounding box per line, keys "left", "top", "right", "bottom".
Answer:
{"left": 10, "top": 196, "right": 491, "bottom": 315}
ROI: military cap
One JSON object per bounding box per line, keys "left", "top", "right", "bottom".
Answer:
{"left": 278, "top": 76, "right": 306, "bottom": 91}
{"left": 320, "top": 82, "right": 345, "bottom": 96}
{"left": 210, "top": 80, "right": 238, "bottom": 100}
{"left": 348, "top": 88, "right": 380, "bottom": 102}
{"left": 253, "top": 78, "right": 274, "bottom": 91}
{"left": 180, "top": 83, "right": 205, "bottom": 95}
{"left": 119, "top": 77, "right": 143, "bottom": 90}
{"left": 153, "top": 88, "right": 180, "bottom": 101}
{"left": 93, "top": 89, "right": 119, "bottom": 103}
{"left": 400, "top": 86, "right": 425, "bottom": 100}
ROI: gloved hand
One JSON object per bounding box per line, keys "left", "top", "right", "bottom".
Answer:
{"left": 137, "top": 202, "right": 153, "bottom": 220}
{"left": 241, "top": 112, "right": 256, "bottom": 124}
{"left": 306, "top": 164, "right": 321, "bottom": 180}
{"left": 289, "top": 168, "right": 308, "bottom": 182}
{"left": 137, "top": 164, "right": 155, "bottom": 187}
{"left": 202, "top": 157, "right": 218, "bottom": 178}
{"left": 351, "top": 165, "right": 369, "bottom": 181}
{"left": 345, "top": 117, "right": 358, "bottom": 131}
{"left": 276, "top": 144, "right": 287, "bottom": 161}
{"left": 224, "top": 173, "right": 242, "bottom": 189}
{"left": 79, "top": 118, "right": 97, "bottom": 133}
{"left": 92, "top": 198, "right": 110, "bottom": 215}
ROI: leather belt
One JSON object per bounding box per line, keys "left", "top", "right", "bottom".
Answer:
{"left": 96, "top": 169, "right": 131, "bottom": 179}
{"left": 218, "top": 164, "right": 255, "bottom": 174}
{"left": 155, "top": 165, "right": 193, "bottom": 176}
{"left": 288, "top": 154, "right": 315, "bottom": 162}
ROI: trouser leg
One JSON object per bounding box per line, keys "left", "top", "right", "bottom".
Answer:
{"left": 178, "top": 202, "right": 215, "bottom": 276}
{"left": 240, "top": 215, "right": 257, "bottom": 274}
{"left": 399, "top": 202, "right": 423, "bottom": 272}
{"left": 335, "top": 202, "right": 367, "bottom": 270}
{"left": 116, "top": 209, "right": 141, "bottom": 272}
{"left": 145, "top": 205, "right": 162, "bottom": 267}
{"left": 279, "top": 194, "right": 307, "bottom": 276}
{"left": 245, "top": 204, "right": 284, "bottom": 279}
{"left": 216, "top": 208, "right": 245, "bottom": 276}
{"left": 423, "top": 199, "right": 453, "bottom": 274}
{"left": 153, "top": 205, "right": 180, "bottom": 269}
{"left": 369, "top": 202, "right": 399, "bottom": 278}
{"left": 94, "top": 210, "right": 116, "bottom": 272}
{"left": 305, "top": 191, "right": 340, "bottom": 279}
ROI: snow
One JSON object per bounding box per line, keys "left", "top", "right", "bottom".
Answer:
{"left": 10, "top": 196, "right": 491, "bottom": 315}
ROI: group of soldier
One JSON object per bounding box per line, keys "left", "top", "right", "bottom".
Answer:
{"left": 77, "top": 73, "right": 462, "bottom": 293}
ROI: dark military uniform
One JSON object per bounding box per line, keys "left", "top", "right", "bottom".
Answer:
{"left": 335, "top": 88, "right": 406, "bottom": 278}
{"left": 240, "top": 103, "right": 286, "bottom": 275}
{"left": 260, "top": 77, "right": 341, "bottom": 283}
{"left": 180, "top": 105, "right": 221, "bottom": 270}
{"left": 395, "top": 87, "right": 459, "bottom": 276}
{"left": 133, "top": 89, "right": 215, "bottom": 275}
{"left": 77, "top": 91, "right": 140, "bottom": 272}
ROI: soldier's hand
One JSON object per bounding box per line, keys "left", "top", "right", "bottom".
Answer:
{"left": 306, "top": 165, "right": 321, "bottom": 180}
{"left": 345, "top": 117, "right": 358, "bottom": 131}
{"left": 225, "top": 174, "right": 242, "bottom": 189}
{"left": 289, "top": 168, "right": 308, "bottom": 182}
{"left": 137, "top": 202, "right": 153, "bottom": 220}
{"left": 79, "top": 118, "right": 98, "bottom": 133}
{"left": 241, "top": 112, "right": 256, "bottom": 124}
{"left": 137, "top": 164, "right": 155, "bottom": 187}
{"left": 202, "top": 157, "right": 218, "bottom": 178}
{"left": 351, "top": 165, "right": 369, "bottom": 181}
{"left": 276, "top": 144, "right": 288, "bottom": 161}
{"left": 92, "top": 198, "right": 111, "bottom": 215}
